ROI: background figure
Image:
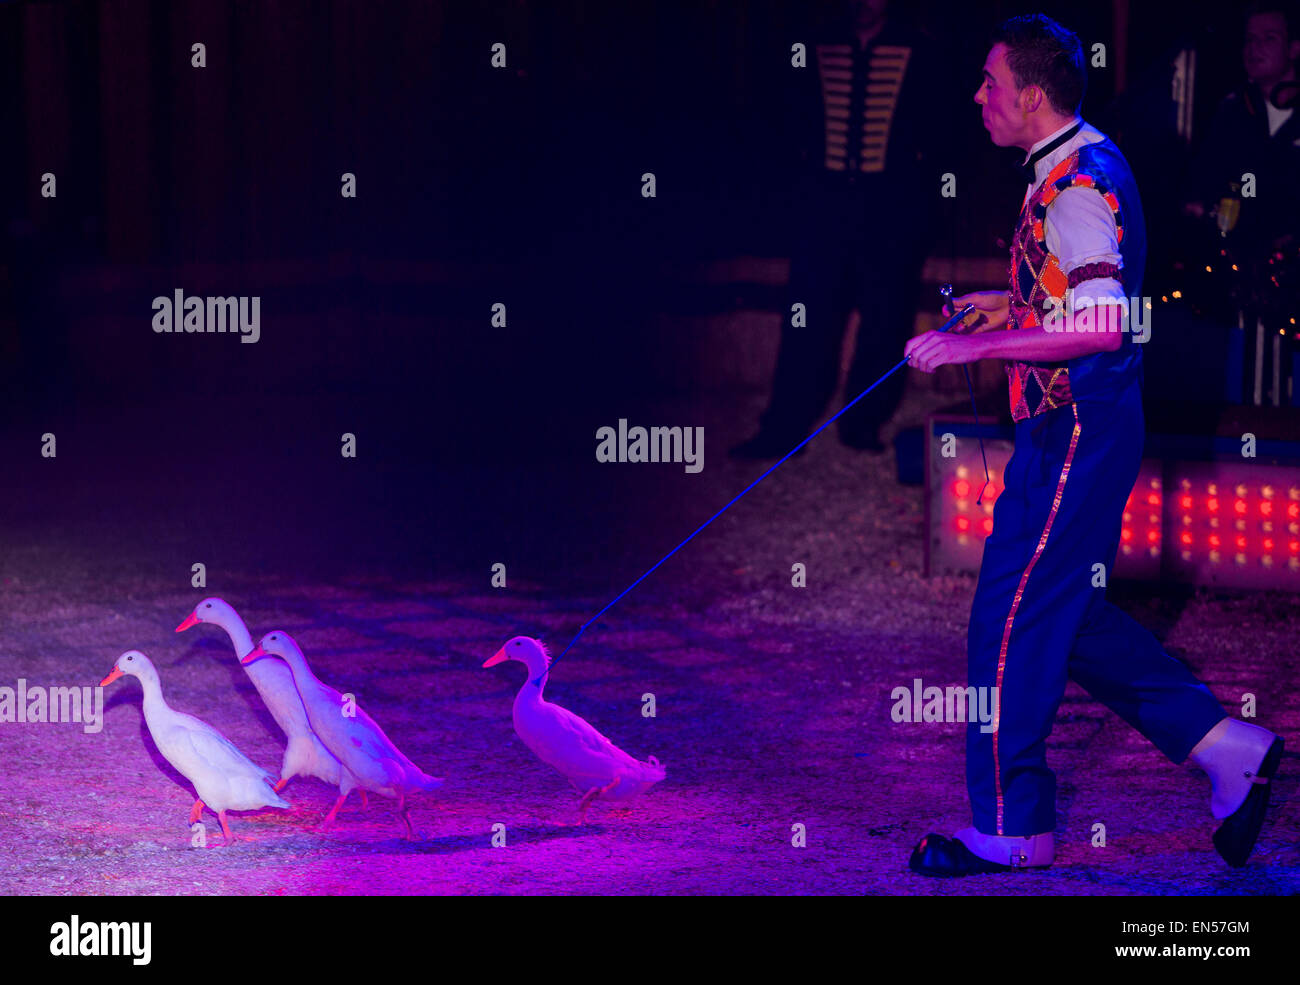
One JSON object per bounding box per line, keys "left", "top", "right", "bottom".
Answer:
{"left": 1181, "top": 3, "right": 1300, "bottom": 319}
{"left": 732, "top": 0, "right": 944, "bottom": 459}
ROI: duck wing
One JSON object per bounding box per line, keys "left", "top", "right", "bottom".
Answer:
{"left": 178, "top": 719, "right": 276, "bottom": 782}
{"left": 521, "top": 701, "right": 642, "bottom": 783}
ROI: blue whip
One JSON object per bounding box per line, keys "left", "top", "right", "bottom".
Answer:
{"left": 539, "top": 287, "right": 990, "bottom": 683}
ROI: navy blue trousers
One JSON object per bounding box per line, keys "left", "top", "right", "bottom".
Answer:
{"left": 966, "top": 380, "right": 1227, "bottom": 836}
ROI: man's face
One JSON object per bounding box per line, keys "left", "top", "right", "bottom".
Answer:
{"left": 1243, "top": 12, "right": 1297, "bottom": 85}
{"left": 975, "top": 44, "right": 1030, "bottom": 148}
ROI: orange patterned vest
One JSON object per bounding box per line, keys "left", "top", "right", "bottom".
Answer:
{"left": 1005, "top": 151, "right": 1127, "bottom": 422}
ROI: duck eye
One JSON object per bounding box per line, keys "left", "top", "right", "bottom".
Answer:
{"left": 126, "top": 655, "right": 133, "bottom": 661}
{"left": 205, "top": 603, "right": 212, "bottom": 608}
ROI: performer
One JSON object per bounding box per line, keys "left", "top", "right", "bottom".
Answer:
{"left": 903, "top": 14, "right": 1284, "bottom": 876}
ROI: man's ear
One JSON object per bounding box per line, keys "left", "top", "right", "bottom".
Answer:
{"left": 1021, "top": 85, "right": 1044, "bottom": 114}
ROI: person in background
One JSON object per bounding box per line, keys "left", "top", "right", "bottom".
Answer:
{"left": 731, "top": 0, "right": 944, "bottom": 459}
{"left": 1183, "top": 2, "right": 1300, "bottom": 256}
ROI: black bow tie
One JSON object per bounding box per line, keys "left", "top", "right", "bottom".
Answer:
{"left": 1017, "top": 122, "right": 1083, "bottom": 184}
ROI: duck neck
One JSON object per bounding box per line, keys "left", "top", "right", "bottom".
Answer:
{"left": 519, "top": 662, "right": 548, "bottom": 704}
{"left": 138, "top": 674, "right": 168, "bottom": 719}
{"left": 221, "top": 616, "right": 255, "bottom": 658}
{"left": 279, "top": 647, "right": 319, "bottom": 691}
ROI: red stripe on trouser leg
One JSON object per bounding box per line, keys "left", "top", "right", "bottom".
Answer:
{"left": 992, "top": 404, "right": 1082, "bottom": 835}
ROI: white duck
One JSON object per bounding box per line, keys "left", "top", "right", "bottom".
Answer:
{"left": 100, "top": 650, "right": 289, "bottom": 843}
{"left": 243, "top": 631, "right": 443, "bottom": 839}
{"left": 483, "top": 636, "right": 666, "bottom": 823}
{"left": 176, "top": 598, "right": 345, "bottom": 795}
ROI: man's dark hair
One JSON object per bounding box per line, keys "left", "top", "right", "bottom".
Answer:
{"left": 991, "top": 14, "right": 1087, "bottom": 116}
{"left": 1244, "top": 2, "right": 1297, "bottom": 41}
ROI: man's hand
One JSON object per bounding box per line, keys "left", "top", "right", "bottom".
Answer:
{"left": 904, "top": 330, "right": 987, "bottom": 373}
{"left": 942, "top": 290, "right": 1010, "bottom": 334}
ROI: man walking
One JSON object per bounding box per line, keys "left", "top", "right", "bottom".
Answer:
{"left": 903, "top": 14, "right": 1284, "bottom": 876}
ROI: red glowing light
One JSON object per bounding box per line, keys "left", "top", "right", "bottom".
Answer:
{"left": 1121, "top": 529, "right": 1133, "bottom": 543}
{"left": 1236, "top": 535, "right": 1247, "bottom": 549}
{"left": 982, "top": 518, "right": 993, "bottom": 535}
{"left": 1207, "top": 498, "right": 1219, "bottom": 512}
{"left": 1180, "top": 532, "right": 1192, "bottom": 545}
{"left": 1180, "top": 495, "right": 1192, "bottom": 509}
{"left": 1147, "top": 530, "right": 1159, "bottom": 544}
{"left": 1234, "top": 499, "right": 1247, "bottom": 514}
{"left": 1260, "top": 502, "right": 1272, "bottom": 516}
{"left": 955, "top": 516, "right": 969, "bottom": 532}
{"left": 1147, "top": 493, "right": 1159, "bottom": 506}
{"left": 1263, "top": 538, "right": 1273, "bottom": 551}
{"left": 954, "top": 480, "right": 971, "bottom": 498}
{"left": 1209, "top": 534, "right": 1221, "bottom": 548}
{"left": 1288, "top": 503, "right": 1299, "bottom": 519}
{"left": 1291, "top": 540, "right": 1300, "bottom": 554}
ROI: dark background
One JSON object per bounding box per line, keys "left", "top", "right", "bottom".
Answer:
{"left": 0, "top": 0, "right": 1279, "bottom": 583}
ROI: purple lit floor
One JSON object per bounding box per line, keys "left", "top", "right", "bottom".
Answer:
{"left": 1, "top": 387, "right": 1297, "bottom": 896}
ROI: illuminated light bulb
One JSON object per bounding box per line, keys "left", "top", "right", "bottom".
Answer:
{"left": 1180, "top": 549, "right": 1192, "bottom": 561}
{"left": 1148, "top": 514, "right": 1159, "bottom": 525}
{"left": 1263, "top": 538, "right": 1274, "bottom": 551}
{"left": 1122, "top": 529, "right": 1133, "bottom": 543}
{"left": 1288, "top": 502, "right": 1299, "bottom": 518}
{"left": 1261, "top": 555, "right": 1273, "bottom": 567}
{"left": 1209, "top": 534, "right": 1221, "bottom": 548}
{"left": 1180, "top": 495, "right": 1193, "bottom": 509}
{"left": 1208, "top": 483, "right": 1218, "bottom": 495}
{"left": 1161, "top": 295, "right": 1169, "bottom": 303}
{"left": 1150, "top": 477, "right": 1161, "bottom": 489}
{"left": 1262, "top": 485, "right": 1274, "bottom": 499}
{"left": 1234, "top": 499, "right": 1247, "bottom": 514}
{"left": 982, "top": 518, "right": 993, "bottom": 535}
{"left": 1290, "top": 487, "right": 1300, "bottom": 500}
{"left": 1123, "top": 511, "right": 1133, "bottom": 521}
{"left": 1210, "top": 550, "right": 1221, "bottom": 564}
{"left": 1232, "top": 264, "right": 1239, "bottom": 271}
{"left": 1147, "top": 493, "right": 1159, "bottom": 506}
{"left": 1180, "top": 478, "right": 1192, "bottom": 490}
{"left": 1207, "top": 497, "right": 1219, "bottom": 512}
{"left": 1235, "top": 552, "right": 1247, "bottom": 565}
{"left": 1172, "top": 290, "right": 1183, "bottom": 298}
{"left": 956, "top": 516, "right": 970, "bottom": 532}
{"left": 1209, "top": 517, "right": 1219, "bottom": 528}
{"left": 1236, "top": 484, "right": 1248, "bottom": 497}
{"left": 956, "top": 465, "right": 969, "bottom": 479}
{"left": 1290, "top": 540, "right": 1299, "bottom": 554}
{"left": 1261, "top": 501, "right": 1272, "bottom": 516}
{"left": 1122, "top": 544, "right": 1133, "bottom": 555}
{"left": 1205, "top": 266, "right": 1212, "bottom": 272}
{"left": 1182, "top": 514, "right": 1192, "bottom": 525}
{"left": 954, "top": 479, "right": 971, "bottom": 498}
{"left": 1149, "top": 546, "right": 1159, "bottom": 558}
{"left": 1180, "top": 531, "right": 1193, "bottom": 545}
{"left": 1236, "top": 535, "right": 1247, "bottom": 549}
{"left": 1147, "top": 530, "right": 1160, "bottom": 544}
{"left": 1236, "top": 519, "right": 1246, "bottom": 531}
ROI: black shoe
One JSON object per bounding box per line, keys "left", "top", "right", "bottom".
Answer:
{"left": 908, "top": 833, "right": 1025, "bottom": 877}
{"left": 728, "top": 431, "right": 809, "bottom": 460}
{"left": 1212, "top": 736, "right": 1284, "bottom": 867}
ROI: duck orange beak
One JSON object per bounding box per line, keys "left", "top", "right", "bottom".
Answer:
{"left": 175, "top": 611, "right": 200, "bottom": 632}
{"left": 241, "top": 646, "right": 268, "bottom": 665}
{"left": 100, "top": 666, "right": 124, "bottom": 687}
{"left": 482, "top": 648, "right": 508, "bottom": 668}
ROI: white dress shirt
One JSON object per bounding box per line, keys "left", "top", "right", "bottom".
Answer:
{"left": 1021, "top": 118, "right": 1127, "bottom": 314}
